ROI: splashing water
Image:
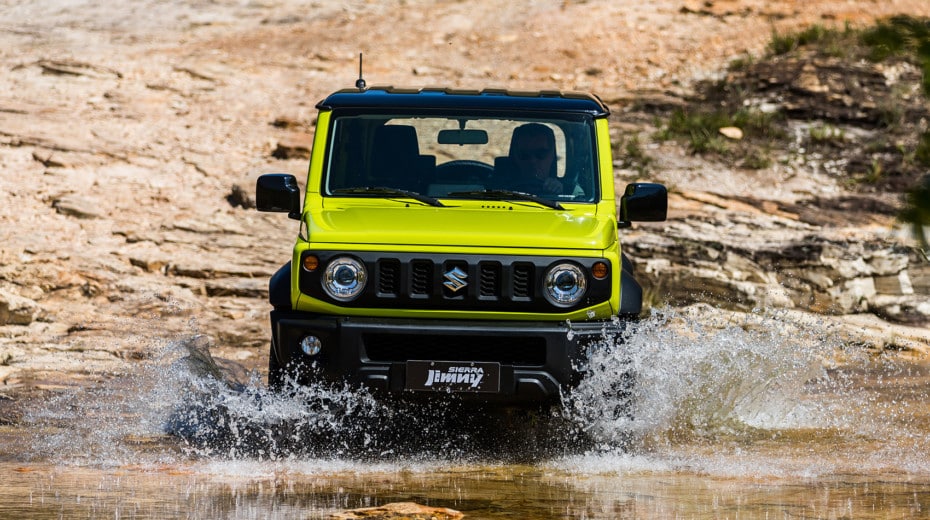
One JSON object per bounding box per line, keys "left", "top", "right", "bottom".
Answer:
{"left": 568, "top": 308, "right": 851, "bottom": 446}
{"left": 559, "top": 307, "right": 930, "bottom": 476}
{"left": 22, "top": 307, "right": 930, "bottom": 477}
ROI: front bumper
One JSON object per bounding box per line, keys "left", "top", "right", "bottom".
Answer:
{"left": 270, "top": 311, "right": 623, "bottom": 406}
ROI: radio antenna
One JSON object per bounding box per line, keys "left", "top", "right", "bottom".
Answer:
{"left": 355, "top": 53, "right": 367, "bottom": 91}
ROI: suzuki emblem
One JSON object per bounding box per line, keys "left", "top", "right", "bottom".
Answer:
{"left": 443, "top": 266, "right": 468, "bottom": 292}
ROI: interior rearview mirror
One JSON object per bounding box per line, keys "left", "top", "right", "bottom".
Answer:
{"left": 438, "top": 129, "right": 489, "bottom": 145}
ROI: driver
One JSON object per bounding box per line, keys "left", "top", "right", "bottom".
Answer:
{"left": 509, "top": 123, "right": 583, "bottom": 196}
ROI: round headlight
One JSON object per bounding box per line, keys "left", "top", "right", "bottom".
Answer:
{"left": 322, "top": 257, "right": 367, "bottom": 301}
{"left": 544, "top": 263, "right": 586, "bottom": 307}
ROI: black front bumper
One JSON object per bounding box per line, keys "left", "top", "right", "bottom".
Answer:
{"left": 270, "top": 311, "right": 622, "bottom": 406}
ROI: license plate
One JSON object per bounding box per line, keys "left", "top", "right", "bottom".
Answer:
{"left": 405, "top": 360, "right": 501, "bottom": 393}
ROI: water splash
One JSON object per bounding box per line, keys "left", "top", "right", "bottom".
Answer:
{"left": 567, "top": 307, "right": 855, "bottom": 448}
{"left": 22, "top": 307, "right": 930, "bottom": 476}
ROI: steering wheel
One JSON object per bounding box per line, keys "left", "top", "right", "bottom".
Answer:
{"left": 510, "top": 176, "right": 565, "bottom": 196}
{"left": 434, "top": 160, "right": 494, "bottom": 183}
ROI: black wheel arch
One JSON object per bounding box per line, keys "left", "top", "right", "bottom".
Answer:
{"left": 618, "top": 254, "right": 642, "bottom": 318}
{"left": 269, "top": 262, "right": 292, "bottom": 310}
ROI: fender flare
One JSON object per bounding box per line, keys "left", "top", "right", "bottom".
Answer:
{"left": 269, "top": 262, "right": 291, "bottom": 310}
{"left": 618, "top": 254, "right": 642, "bottom": 317}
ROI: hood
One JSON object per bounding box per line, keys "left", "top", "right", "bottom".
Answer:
{"left": 307, "top": 202, "right": 615, "bottom": 251}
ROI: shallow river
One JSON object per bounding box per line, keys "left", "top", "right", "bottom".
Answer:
{"left": 2, "top": 310, "right": 929, "bottom": 519}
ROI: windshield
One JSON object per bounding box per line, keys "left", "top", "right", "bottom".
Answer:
{"left": 323, "top": 112, "right": 598, "bottom": 204}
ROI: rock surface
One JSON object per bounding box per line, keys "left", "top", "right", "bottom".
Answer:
{"left": 0, "top": 0, "right": 929, "bottom": 395}
{"left": 331, "top": 502, "right": 463, "bottom": 520}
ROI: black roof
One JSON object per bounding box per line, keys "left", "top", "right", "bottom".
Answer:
{"left": 316, "top": 86, "right": 610, "bottom": 117}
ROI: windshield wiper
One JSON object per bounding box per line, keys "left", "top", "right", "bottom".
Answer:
{"left": 333, "top": 187, "right": 445, "bottom": 207}
{"left": 446, "top": 189, "right": 564, "bottom": 210}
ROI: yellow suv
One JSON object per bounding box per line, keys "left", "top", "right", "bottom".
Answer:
{"left": 256, "top": 86, "right": 666, "bottom": 406}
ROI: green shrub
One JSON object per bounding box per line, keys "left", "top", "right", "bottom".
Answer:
{"left": 768, "top": 24, "right": 844, "bottom": 56}
{"left": 898, "top": 176, "right": 930, "bottom": 252}
{"left": 809, "top": 124, "right": 846, "bottom": 144}
{"left": 860, "top": 15, "right": 930, "bottom": 96}
{"left": 916, "top": 131, "right": 930, "bottom": 166}
{"left": 659, "top": 108, "right": 781, "bottom": 155}
{"left": 618, "top": 134, "right": 654, "bottom": 175}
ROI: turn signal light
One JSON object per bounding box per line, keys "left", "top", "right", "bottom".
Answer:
{"left": 302, "top": 255, "right": 320, "bottom": 272}
{"left": 591, "top": 261, "right": 609, "bottom": 280}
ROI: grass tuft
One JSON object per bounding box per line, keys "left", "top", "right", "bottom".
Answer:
{"left": 809, "top": 124, "right": 846, "bottom": 145}
{"left": 657, "top": 108, "right": 782, "bottom": 156}
{"left": 768, "top": 24, "right": 846, "bottom": 56}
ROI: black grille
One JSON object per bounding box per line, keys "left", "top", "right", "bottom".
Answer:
{"left": 364, "top": 333, "right": 547, "bottom": 365}
{"left": 378, "top": 259, "right": 400, "bottom": 295}
{"left": 479, "top": 262, "right": 501, "bottom": 298}
{"left": 299, "top": 251, "right": 612, "bottom": 312}
{"left": 411, "top": 260, "right": 432, "bottom": 295}
{"left": 512, "top": 263, "right": 532, "bottom": 298}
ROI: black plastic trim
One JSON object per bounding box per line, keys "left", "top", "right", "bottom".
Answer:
{"left": 316, "top": 87, "right": 609, "bottom": 117}
{"left": 268, "top": 311, "right": 630, "bottom": 405}
{"left": 298, "top": 250, "right": 612, "bottom": 312}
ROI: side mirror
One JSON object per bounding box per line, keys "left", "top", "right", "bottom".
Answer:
{"left": 256, "top": 173, "right": 301, "bottom": 220}
{"left": 618, "top": 182, "right": 667, "bottom": 228}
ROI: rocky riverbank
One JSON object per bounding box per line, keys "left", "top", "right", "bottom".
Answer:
{"left": 2, "top": 0, "right": 930, "bottom": 413}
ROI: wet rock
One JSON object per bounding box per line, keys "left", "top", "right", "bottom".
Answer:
{"left": 176, "top": 334, "right": 248, "bottom": 389}
{"left": 331, "top": 502, "right": 464, "bottom": 520}
{"left": 0, "top": 290, "right": 40, "bottom": 326}
{"left": 630, "top": 212, "right": 928, "bottom": 323}
{"left": 871, "top": 294, "right": 930, "bottom": 324}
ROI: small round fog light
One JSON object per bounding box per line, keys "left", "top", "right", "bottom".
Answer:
{"left": 300, "top": 335, "right": 322, "bottom": 356}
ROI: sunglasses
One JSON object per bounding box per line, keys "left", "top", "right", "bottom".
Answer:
{"left": 516, "top": 148, "right": 552, "bottom": 161}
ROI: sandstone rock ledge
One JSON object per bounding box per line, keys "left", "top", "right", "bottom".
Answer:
{"left": 331, "top": 501, "right": 463, "bottom": 520}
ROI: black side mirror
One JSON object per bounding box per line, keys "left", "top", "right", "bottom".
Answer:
{"left": 618, "top": 182, "right": 667, "bottom": 228}
{"left": 256, "top": 173, "right": 301, "bottom": 220}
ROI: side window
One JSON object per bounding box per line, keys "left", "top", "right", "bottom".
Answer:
{"left": 325, "top": 118, "right": 364, "bottom": 192}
